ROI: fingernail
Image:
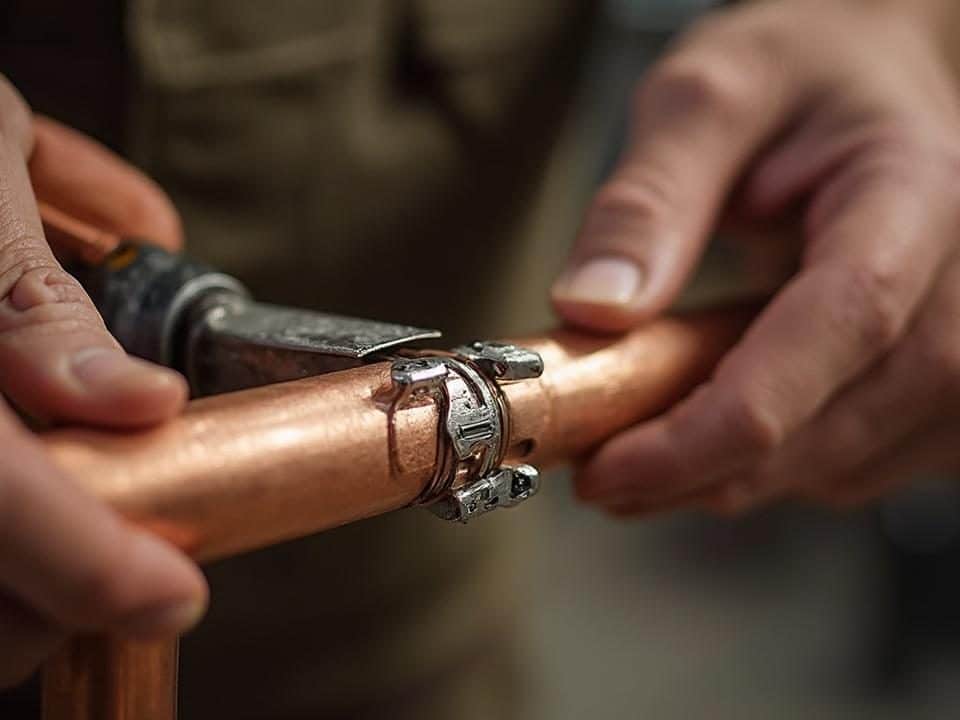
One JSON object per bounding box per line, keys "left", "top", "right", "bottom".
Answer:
{"left": 554, "top": 256, "right": 643, "bottom": 306}
{"left": 120, "top": 599, "right": 208, "bottom": 638}
{"left": 71, "top": 348, "right": 180, "bottom": 395}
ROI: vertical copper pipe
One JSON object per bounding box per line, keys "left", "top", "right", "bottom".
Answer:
{"left": 42, "top": 638, "right": 177, "bottom": 720}
{"left": 38, "top": 206, "right": 174, "bottom": 720}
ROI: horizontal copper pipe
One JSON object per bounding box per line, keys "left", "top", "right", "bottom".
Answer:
{"left": 42, "top": 306, "right": 751, "bottom": 563}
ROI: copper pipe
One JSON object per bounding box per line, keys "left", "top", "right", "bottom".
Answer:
{"left": 42, "top": 637, "right": 177, "bottom": 719}
{"left": 42, "top": 305, "right": 751, "bottom": 563}
{"left": 41, "top": 305, "right": 751, "bottom": 720}
{"left": 37, "top": 201, "right": 753, "bottom": 720}
{"left": 44, "top": 362, "right": 442, "bottom": 562}
{"left": 504, "top": 309, "right": 748, "bottom": 467}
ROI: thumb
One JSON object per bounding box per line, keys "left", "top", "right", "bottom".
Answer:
{"left": 0, "top": 90, "right": 186, "bottom": 427}
{"left": 552, "top": 23, "right": 792, "bottom": 332}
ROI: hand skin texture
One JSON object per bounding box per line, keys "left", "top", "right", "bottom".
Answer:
{"left": 0, "top": 77, "right": 206, "bottom": 689}
{"left": 553, "top": 0, "right": 960, "bottom": 517}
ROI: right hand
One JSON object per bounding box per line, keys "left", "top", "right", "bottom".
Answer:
{"left": 0, "top": 76, "right": 207, "bottom": 689}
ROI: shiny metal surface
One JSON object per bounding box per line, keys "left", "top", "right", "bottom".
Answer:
{"left": 452, "top": 341, "right": 545, "bottom": 381}
{"left": 429, "top": 464, "right": 541, "bottom": 522}
{"left": 47, "top": 362, "right": 440, "bottom": 562}
{"left": 205, "top": 298, "right": 442, "bottom": 358}
{"left": 43, "top": 306, "right": 751, "bottom": 562}
{"left": 390, "top": 349, "right": 541, "bottom": 521}
{"left": 185, "top": 294, "right": 442, "bottom": 395}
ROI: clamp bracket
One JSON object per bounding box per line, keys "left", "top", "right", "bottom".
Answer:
{"left": 390, "top": 342, "right": 544, "bottom": 523}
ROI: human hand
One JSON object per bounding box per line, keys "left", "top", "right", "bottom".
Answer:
{"left": 0, "top": 77, "right": 206, "bottom": 688}
{"left": 552, "top": 0, "right": 960, "bottom": 515}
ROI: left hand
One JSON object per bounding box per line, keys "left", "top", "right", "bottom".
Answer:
{"left": 552, "top": 0, "right": 960, "bottom": 516}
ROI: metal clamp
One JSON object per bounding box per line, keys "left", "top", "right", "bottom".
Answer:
{"left": 452, "top": 341, "right": 544, "bottom": 381}
{"left": 429, "top": 465, "right": 541, "bottom": 522}
{"left": 390, "top": 341, "right": 544, "bottom": 523}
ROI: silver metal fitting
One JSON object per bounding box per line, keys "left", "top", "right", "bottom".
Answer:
{"left": 390, "top": 341, "right": 544, "bottom": 523}
{"left": 391, "top": 357, "right": 450, "bottom": 399}
{"left": 428, "top": 465, "right": 541, "bottom": 523}
{"left": 452, "top": 341, "right": 544, "bottom": 381}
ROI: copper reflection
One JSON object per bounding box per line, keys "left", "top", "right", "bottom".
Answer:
{"left": 46, "top": 363, "right": 440, "bottom": 562}
{"left": 43, "top": 306, "right": 750, "bottom": 563}
{"left": 505, "top": 306, "right": 752, "bottom": 466}
{"left": 42, "top": 637, "right": 177, "bottom": 720}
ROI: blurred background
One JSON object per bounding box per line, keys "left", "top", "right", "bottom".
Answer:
{"left": 522, "top": 1, "right": 960, "bottom": 718}
{"left": 4, "top": 1, "right": 960, "bottom": 718}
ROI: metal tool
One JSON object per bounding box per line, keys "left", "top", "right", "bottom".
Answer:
{"left": 68, "top": 241, "right": 545, "bottom": 524}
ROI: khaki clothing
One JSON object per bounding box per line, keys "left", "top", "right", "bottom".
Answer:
{"left": 126, "top": 0, "right": 592, "bottom": 330}
{"left": 1, "top": 1, "right": 595, "bottom": 717}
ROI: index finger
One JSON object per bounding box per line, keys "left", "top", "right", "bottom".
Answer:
{"left": 552, "top": 12, "right": 794, "bottom": 332}
{"left": 577, "top": 138, "right": 960, "bottom": 502}
{"left": 29, "top": 116, "right": 183, "bottom": 251}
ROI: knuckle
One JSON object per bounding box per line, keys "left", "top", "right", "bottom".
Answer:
{"left": 725, "top": 394, "right": 784, "bottom": 455}
{"left": 589, "top": 175, "right": 675, "bottom": 228}
{"left": 0, "top": 246, "right": 54, "bottom": 298}
{"left": 638, "top": 58, "right": 752, "bottom": 129}
{"left": 0, "top": 259, "right": 99, "bottom": 335}
{"left": 6, "top": 264, "right": 85, "bottom": 303}
{"left": 845, "top": 123, "right": 960, "bottom": 197}
{"left": 840, "top": 262, "right": 907, "bottom": 353}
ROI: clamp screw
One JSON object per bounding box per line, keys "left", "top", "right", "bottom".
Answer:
{"left": 454, "top": 341, "right": 544, "bottom": 381}
{"left": 429, "top": 465, "right": 541, "bottom": 523}
{"left": 390, "top": 357, "right": 448, "bottom": 394}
